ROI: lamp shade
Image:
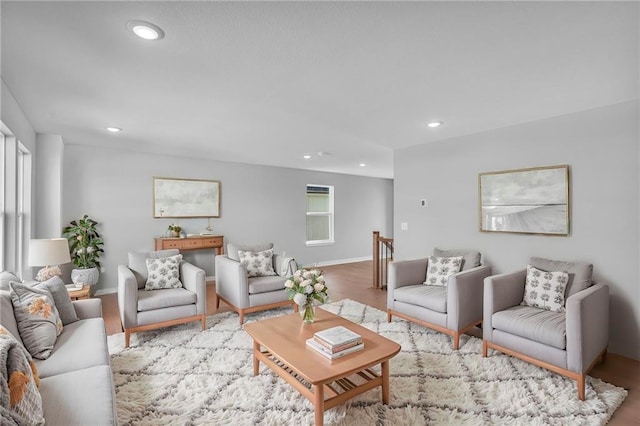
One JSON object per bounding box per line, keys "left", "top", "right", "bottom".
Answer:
{"left": 28, "top": 238, "right": 71, "bottom": 266}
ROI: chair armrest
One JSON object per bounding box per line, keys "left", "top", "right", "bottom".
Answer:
{"left": 566, "top": 283, "right": 609, "bottom": 373}
{"left": 117, "top": 264, "right": 139, "bottom": 328}
{"left": 483, "top": 269, "right": 526, "bottom": 341}
{"left": 215, "top": 255, "right": 250, "bottom": 309}
{"left": 180, "top": 261, "right": 206, "bottom": 315}
{"left": 447, "top": 265, "right": 492, "bottom": 330}
{"left": 72, "top": 298, "right": 102, "bottom": 320}
{"left": 387, "top": 258, "right": 429, "bottom": 309}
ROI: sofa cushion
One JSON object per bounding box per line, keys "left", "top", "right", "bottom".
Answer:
{"left": 0, "top": 329, "right": 45, "bottom": 425}
{"left": 424, "top": 256, "right": 463, "bottom": 286}
{"left": 0, "top": 270, "right": 21, "bottom": 291}
{"left": 433, "top": 248, "right": 481, "bottom": 271}
{"left": 33, "top": 276, "right": 79, "bottom": 325}
{"left": 248, "top": 275, "right": 287, "bottom": 295}
{"left": 492, "top": 305, "right": 566, "bottom": 350}
{"left": 129, "top": 249, "right": 180, "bottom": 289}
{"left": 394, "top": 284, "right": 447, "bottom": 313}
{"left": 10, "top": 283, "right": 63, "bottom": 360}
{"left": 530, "top": 256, "right": 593, "bottom": 298}
{"left": 0, "top": 290, "right": 23, "bottom": 346}
{"left": 144, "top": 254, "right": 183, "bottom": 290}
{"left": 239, "top": 248, "right": 277, "bottom": 278}
{"left": 39, "top": 365, "right": 116, "bottom": 426}
{"left": 137, "top": 288, "right": 197, "bottom": 312}
{"left": 227, "top": 242, "right": 273, "bottom": 262}
{"left": 34, "top": 318, "right": 109, "bottom": 378}
{"left": 521, "top": 265, "right": 569, "bottom": 313}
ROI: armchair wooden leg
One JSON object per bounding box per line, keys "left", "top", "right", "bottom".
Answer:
{"left": 387, "top": 311, "right": 392, "bottom": 323}
{"left": 125, "top": 330, "right": 131, "bottom": 348}
{"left": 201, "top": 314, "right": 206, "bottom": 330}
{"left": 239, "top": 311, "right": 245, "bottom": 325}
{"left": 215, "top": 295, "right": 220, "bottom": 309}
{"left": 482, "top": 340, "right": 488, "bottom": 357}
{"left": 452, "top": 333, "right": 460, "bottom": 351}
{"left": 577, "top": 374, "right": 586, "bottom": 401}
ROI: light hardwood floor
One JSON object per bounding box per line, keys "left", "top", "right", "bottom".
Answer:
{"left": 99, "top": 261, "right": 638, "bottom": 424}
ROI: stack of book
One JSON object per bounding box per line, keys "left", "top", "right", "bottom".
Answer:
{"left": 306, "top": 326, "right": 364, "bottom": 360}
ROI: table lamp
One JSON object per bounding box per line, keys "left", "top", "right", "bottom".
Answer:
{"left": 28, "top": 238, "right": 71, "bottom": 282}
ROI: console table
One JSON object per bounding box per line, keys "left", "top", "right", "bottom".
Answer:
{"left": 154, "top": 235, "right": 224, "bottom": 255}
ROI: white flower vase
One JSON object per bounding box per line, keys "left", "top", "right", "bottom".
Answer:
{"left": 71, "top": 267, "right": 99, "bottom": 287}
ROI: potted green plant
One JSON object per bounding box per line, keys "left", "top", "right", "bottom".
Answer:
{"left": 62, "top": 214, "right": 104, "bottom": 287}
{"left": 168, "top": 224, "right": 182, "bottom": 238}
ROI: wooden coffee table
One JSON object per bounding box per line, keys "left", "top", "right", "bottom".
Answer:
{"left": 243, "top": 307, "right": 401, "bottom": 425}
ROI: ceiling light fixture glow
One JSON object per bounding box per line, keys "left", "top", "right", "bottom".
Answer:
{"left": 106, "top": 127, "right": 122, "bottom": 133}
{"left": 359, "top": 163, "right": 366, "bottom": 167}
{"left": 303, "top": 155, "right": 311, "bottom": 159}
{"left": 127, "top": 20, "right": 165, "bottom": 40}
{"left": 427, "top": 121, "right": 443, "bottom": 128}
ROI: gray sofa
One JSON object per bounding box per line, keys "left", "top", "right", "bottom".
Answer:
{"left": 215, "top": 242, "right": 298, "bottom": 323}
{"left": 0, "top": 289, "right": 117, "bottom": 424}
{"left": 482, "top": 257, "right": 609, "bottom": 401}
{"left": 387, "top": 249, "right": 492, "bottom": 350}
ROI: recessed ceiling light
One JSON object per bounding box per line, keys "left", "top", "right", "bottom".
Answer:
{"left": 359, "top": 163, "right": 366, "bottom": 167}
{"left": 303, "top": 155, "right": 311, "bottom": 159}
{"left": 427, "top": 121, "right": 443, "bottom": 128}
{"left": 127, "top": 20, "right": 165, "bottom": 40}
{"left": 106, "top": 127, "right": 122, "bottom": 133}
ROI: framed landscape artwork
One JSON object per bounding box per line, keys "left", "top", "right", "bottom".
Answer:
{"left": 153, "top": 177, "right": 220, "bottom": 218}
{"left": 479, "top": 165, "right": 569, "bottom": 236}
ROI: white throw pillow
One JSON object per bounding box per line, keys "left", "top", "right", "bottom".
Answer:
{"left": 145, "top": 254, "right": 183, "bottom": 290}
{"left": 238, "top": 249, "right": 276, "bottom": 277}
{"left": 423, "top": 256, "right": 463, "bottom": 286}
{"left": 521, "top": 264, "right": 569, "bottom": 313}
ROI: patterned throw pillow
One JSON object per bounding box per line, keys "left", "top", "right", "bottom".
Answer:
{"left": 521, "top": 264, "right": 569, "bottom": 313}
{"left": 0, "top": 325, "right": 45, "bottom": 425}
{"left": 34, "top": 276, "right": 79, "bottom": 325}
{"left": 9, "top": 282, "right": 63, "bottom": 360}
{"left": 423, "top": 256, "right": 463, "bottom": 286}
{"left": 145, "top": 255, "right": 183, "bottom": 290}
{"left": 238, "top": 249, "right": 276, "bottom": 278}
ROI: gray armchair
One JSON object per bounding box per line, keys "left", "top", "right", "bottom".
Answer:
{"left": 387, "top": 248, "right": 492, "bottom": 350}
{"left": 118, "top": 249, "right": 206, "bottom": 347}
{"left": 215, "top": 243, "right": 297, "bottom": 324}
{"left": 482, "top": 257, "right": 609, "bottom": 400}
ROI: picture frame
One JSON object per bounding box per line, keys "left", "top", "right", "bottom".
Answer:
{"left": 479, "top": 165, "right": 569, "bottom": 236}
{"left": 153, "top": 177, "right": 220, "bottom": 218}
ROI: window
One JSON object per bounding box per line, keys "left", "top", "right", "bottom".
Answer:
{"left": 306, "top": 184, "right": 334, "bottom": 246}
{"left": 0, "top": 133, "right": 4, "bottom": 271}
{"left": 16, "top": 142, "right": 32, "bottom": 277}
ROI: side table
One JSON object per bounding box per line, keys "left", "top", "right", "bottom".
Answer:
{"left": 67, "top": 284, "right": 90, "bottom": 300}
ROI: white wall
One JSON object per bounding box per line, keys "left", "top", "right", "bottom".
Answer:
{"left": 35, "top": 134, "right": 64, "bottom": 238}
{"left": 393, "top": 100, "right": 639, "bottom": 360}
{"left": 62, "top": 145, "right": 393, "bottom": 294}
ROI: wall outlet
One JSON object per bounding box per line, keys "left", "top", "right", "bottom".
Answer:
{"left": 420, "top": 199, "right": 428, "bottom": 207}
{"left": 100, "top": 267, "right": 105, "bottom": 273}
{"left": 400, "top": 222, "right": 409, "bottom": 231}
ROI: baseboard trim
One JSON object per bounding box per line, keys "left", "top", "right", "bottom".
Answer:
{"left": 304, "top": 256, "right": 372, "bottom": 267}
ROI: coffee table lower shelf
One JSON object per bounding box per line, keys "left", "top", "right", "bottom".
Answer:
{"left": 254, "top": 344, "right": 391, "bottom": 424}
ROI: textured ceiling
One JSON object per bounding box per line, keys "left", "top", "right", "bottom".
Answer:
{"left": 2, "top": 1, "right": 638, "bottom": 178}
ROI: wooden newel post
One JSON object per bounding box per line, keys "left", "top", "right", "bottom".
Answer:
{"left": 373, "top": 231, "right": 380, "bottom": 289}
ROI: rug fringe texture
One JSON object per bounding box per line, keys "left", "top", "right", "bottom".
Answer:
{"left": 108, "top": 299, "right": 627, "bottom": 425}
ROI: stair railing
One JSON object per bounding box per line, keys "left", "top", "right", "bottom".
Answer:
{"left": 372, "top": 231, "right": 394, "bottom": 289}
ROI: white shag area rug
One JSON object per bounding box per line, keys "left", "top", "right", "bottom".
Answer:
{"left": 108, "top": 299, "right": 627, "bottom": 425}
